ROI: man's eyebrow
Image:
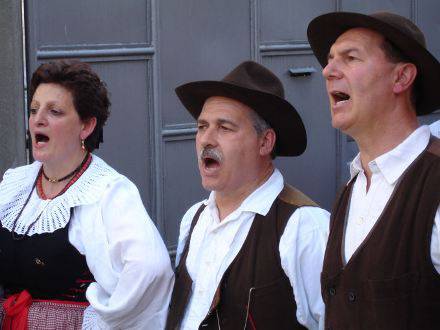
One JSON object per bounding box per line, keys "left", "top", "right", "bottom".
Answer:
{"left": 197, "top": 118, "right": 239, "bottom": 128}
{"left": 328, "top": 46, "right": 360, "bottom": 60}
{"left": 218, "top": 118, "right": 239, "bottom": 128}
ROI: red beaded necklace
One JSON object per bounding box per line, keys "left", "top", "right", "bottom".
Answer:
{"left": 37, "top": 153, "right": 92, "bottom": 200}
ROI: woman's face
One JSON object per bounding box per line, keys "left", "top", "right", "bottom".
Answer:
{"left": 29, "top": 83, "right": 92, "bottom": 166}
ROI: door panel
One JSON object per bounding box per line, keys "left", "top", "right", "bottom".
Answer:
{"left": 260, "top": 0, "right": 335, "bottom": 43}
{"left": 340, "top": 0, "right": 412, "bottom": 16}
{"left": 263, "top": 54, "right": 336, "bottom": 209}
{"left": 159, "top": 0, "right": 252, "bottom": 127}
{"left": 29, "top": 0, "right": 150, "bottom": 47}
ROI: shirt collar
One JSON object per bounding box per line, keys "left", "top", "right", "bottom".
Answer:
{"left": 349, "top": 125, "right": 431, "bottom": 185}
{"left": 204, "top": 168, "right": 284, "bottom": 217}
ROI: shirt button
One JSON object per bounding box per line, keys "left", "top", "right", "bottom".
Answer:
{"left": 35, "top": 258, "right": 45, "bottom": 266}
{"left": 348, "top": 291, "right": 356, "bottom": 302}
{"left": 329, "top": 287, "right": 336, "bottom": 296}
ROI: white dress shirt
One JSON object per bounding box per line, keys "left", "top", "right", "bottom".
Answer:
{"left": 345, "top": 125, "right": 440, "bottom": 273}
{"left": 0, "top": 155, "right": 174, "bottom": 330}
{"left": 430, "top": 120, "right": 440, "bottom": 137}
{"left": 175, "top": 169, "right": 330, "bottom": 330}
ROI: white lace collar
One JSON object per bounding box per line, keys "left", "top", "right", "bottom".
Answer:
{"left": 0, "top": 154, "right": 120, "bottom": 235}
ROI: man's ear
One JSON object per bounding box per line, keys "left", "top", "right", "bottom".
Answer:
{"left": 259, "top": 128, "right": 276, "bottom": 157}
{"left": 80, "top": 117, "right": 97, "bottom": 140}
{"left": 393, "top": 62, "right": 417, "bottom": 95}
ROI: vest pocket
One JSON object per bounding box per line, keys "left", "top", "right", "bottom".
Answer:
{"left": 248, "top": 278, "right": 296, "bottom": 328}
{"left": 366, "top": 272, "right": 419, "bottom": 329}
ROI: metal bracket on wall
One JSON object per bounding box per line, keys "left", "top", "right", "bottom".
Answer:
{"left": 288, "top": 67, "right": 316, "bottom": 77}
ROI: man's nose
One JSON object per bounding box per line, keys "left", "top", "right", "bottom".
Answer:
{"left": 198, "top": 127, "right": 217, "bottom": 148}
{"left": 322, "top": 59, "right": 342, "bottom": 80}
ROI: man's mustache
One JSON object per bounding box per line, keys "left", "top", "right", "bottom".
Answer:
{"left": 199, "top": 147, "right": 223, "bottom": 163}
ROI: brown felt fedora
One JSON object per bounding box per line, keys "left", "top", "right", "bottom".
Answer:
{"left": 307, "top": 11, "right": 440, "bottom": 115}
{"left": 175, "top": 61, "right": 307, "bottom": 156}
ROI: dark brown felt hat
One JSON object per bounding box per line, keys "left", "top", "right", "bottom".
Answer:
{"left": 307, "top": 11, "right": 440, "bottom": 115}
{"left": 175, "top": 61, "right": 307, "bottom": 156}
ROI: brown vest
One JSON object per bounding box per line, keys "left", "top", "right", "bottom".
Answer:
{"left": 322, "top": 137, "right": 440, "bottom": 330}
{"left": 166, "top": 184, "right": 317, "bottom": 330}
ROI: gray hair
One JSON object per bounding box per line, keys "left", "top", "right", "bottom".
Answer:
{"left": 248, "top": 109, "right": 276, "bottom": 159}
{"left": 248, "top": 109, "right": 271, "bottom": 136}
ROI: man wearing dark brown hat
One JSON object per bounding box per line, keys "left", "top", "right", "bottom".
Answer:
{"left": 307, "top": 12, "right": 440, "bottom": 329}
{"left": 165, "top": 61, "right": 330, "bottom": 329}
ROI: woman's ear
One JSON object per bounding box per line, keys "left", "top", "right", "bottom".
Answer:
{"left": 80, "top": 117, "right": 97, "bottom": 140}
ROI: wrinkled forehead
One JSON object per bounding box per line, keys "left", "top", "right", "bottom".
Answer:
{"left": 199, "top": 96, "right": 255, "bottom": 121}
{"left": 330, "top": 27, "right": 386, "bottom": 55}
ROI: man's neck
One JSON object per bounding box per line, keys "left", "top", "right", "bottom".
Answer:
{"left": 215, "top": 165, "right": 274, "bottom": 221}
{"left": 355, "top": 114, "right": 419, "bottom": 191}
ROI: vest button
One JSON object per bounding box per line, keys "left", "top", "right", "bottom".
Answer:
{"left": 329, "top": 287, "right": 336, "bottom": 296}
{"left": 35, "top": 257, "right": 45, "bottom": 266}
{"left": 348, "top": 291, "right": 356, "bottom": 302}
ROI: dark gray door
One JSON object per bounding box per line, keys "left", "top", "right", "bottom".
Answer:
{"left": 24, "top": 0, "right": 440, "bottom": 255}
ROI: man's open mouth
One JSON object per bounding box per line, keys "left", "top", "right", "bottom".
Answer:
{"left": 203, "top": 157, "right": 220, "bottom": 168}
{"left": 331, "top": 91, "right": 350, "bottom": 105}
{"left": 200, "top": 148, "right": 222, "bottom": 169}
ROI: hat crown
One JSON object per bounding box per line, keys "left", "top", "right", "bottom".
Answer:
{"left": 222, "top": 61, "right": 285, "bottom": 99}
{"left": 371, "top": 11, "right": 426, "bottom": 47}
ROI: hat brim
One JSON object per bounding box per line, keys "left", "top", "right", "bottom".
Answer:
{"left": 307, "top": 12, "right": 440, "bottom": 115}
{"left": 175, "top": 80, "right": 307, "bottom": 156}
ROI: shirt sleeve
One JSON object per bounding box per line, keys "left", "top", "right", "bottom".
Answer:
{"left": 175, "top": 201, "right": 205, "bottom": 267}
{"left": 430, "top": 205, "right": 440, "bottom": 273}
{"left": 279, "top": 206, "right": 330, "bottom": 330}
{"left": 72, "top": 177, "right": 174, "bottom": 329}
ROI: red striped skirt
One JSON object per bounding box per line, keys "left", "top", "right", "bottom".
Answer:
{"left": 0, "top": 292, "right": 88, "bottom": 330}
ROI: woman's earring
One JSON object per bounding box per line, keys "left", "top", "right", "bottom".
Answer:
{"left": 81, "top": 139, "right": 86, "bottom": 150}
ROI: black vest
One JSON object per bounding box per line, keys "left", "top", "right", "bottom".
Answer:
{"left": 322, "top": 137, "right": 440, "bottom": 330}
{"left": 0, "top": 208, "right": 93, "bottom": 301}
{"left": 166, "top": 184, "right": 317, "bottom": 329}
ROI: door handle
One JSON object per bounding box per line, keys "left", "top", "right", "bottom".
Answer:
{"left": 288, "top": 67, "right": 316, "bottom": 77}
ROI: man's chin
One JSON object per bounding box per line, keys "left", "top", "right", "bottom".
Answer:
{"left": 331, "top": 116, "right": 350, "bottom": 132}
{"left": 200, "top": 177, "right": 220, "bottom": 192}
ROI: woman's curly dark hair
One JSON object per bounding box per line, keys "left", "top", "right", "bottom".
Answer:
{"left": 29, "top": 60, "right": 111, "bottom": 151}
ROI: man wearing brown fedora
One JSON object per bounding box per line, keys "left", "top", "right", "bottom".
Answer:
{"left": 307, "top": 11, "right": 440, "bottom": 329}
{"left": 165, "top": 61, "right": 330, "bottom": 329}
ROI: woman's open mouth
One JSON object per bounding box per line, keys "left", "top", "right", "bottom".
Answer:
{"left": 34, "top": 133, "right": 50, "bottom": 145}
